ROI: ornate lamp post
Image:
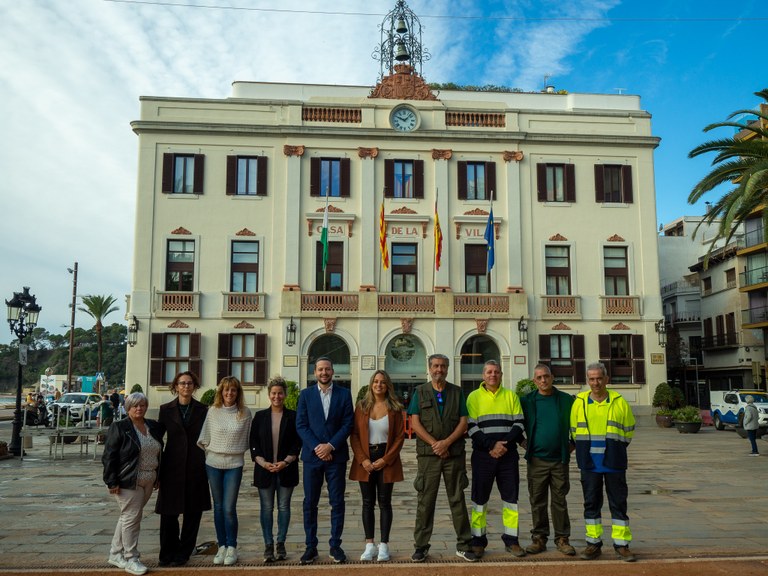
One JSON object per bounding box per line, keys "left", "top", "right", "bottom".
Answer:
{"left": 5, "top": 287, "right": 41, "bottom": 457}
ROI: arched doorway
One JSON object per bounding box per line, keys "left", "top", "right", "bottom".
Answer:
{"left": 460, "top": 335, "right": 501, "bottom": 396}
{"left": 307, "top": 334, "right": 351, "bottom": 389}
{"left": 384, "top": 334, "right": 427, "bottom": 406}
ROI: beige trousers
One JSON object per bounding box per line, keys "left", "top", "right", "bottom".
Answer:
{"left": 110, "top": 476, "right": 155, "bottom": 560}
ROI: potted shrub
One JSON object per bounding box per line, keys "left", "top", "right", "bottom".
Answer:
{"left": 673, "top": 405, "right": 703, "bottom": 434}
{"left": 652, "top": 382, "right": 676, "bottom": 428}
{"left": 516, "top": 378, "right": 536, "bottom": 397}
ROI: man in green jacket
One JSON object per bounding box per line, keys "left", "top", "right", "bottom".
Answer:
{"left": 520, "top": 364, "right": 575, "bottom": 556}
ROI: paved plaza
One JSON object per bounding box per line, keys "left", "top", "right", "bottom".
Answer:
{"left": 0, "top": 415, "right": 767, "bottom": 572}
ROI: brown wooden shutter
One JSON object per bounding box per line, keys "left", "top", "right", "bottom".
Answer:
{"left": 622, "top": 165, "right": 633, "bottom": 203}
{"left": 310, "top": 157, "right": 321, "bottom": 196}
{"left": 150, "top": 359, "right": 163, "bottom": 387}
{"left": 190, "top": 332, "right": 201, "bottom": 358}
{"left": 536, "top": 163, "right": 547, "bottom": 202}
{"left": 257, "top": 156, "right": 268, "bottom": 196}
{"left": 193, "top": 154, "right": 205, "bottom": 194}
{"left": 631, "top": 334, "right": 645, "bottom": 358}
{"left": 632, "top": 333, "right": 646, "bottom": 384}
{"left": 218, "top": 333, "right": 231, "bottom": 359}
{"left": 486, "top": 162, "right": 496, "bottom": 199}
{"left": 255, "top": 334, "right": 267, "bottom": 358}
{"left": 573, "top": 334, "right": 586, "bottom": 384}
{"left": 340, "top": 158, "right": 351, "bottom": 197}
{"left": 594, "top": 164, "right": 604, "bottom": 203}
{"left": 216, "top": 360, "right": 229, "bottom": 384}
{"left": 565, "top": 164, "right": 576, "bottom": 203}
{"left": 633, "top": 359, "right": 646, "bottom": 384}
{"left": 189, "top": 359, "right": 202, "bottom": 380}
{"left": 254, "top": 359, "right": 268, "bottom": 387}
{"left": 150, "top": 333, "right": 165, "bottom": 358}
{"left": 598, "top": 334, "right": 611, "bottom": 367}
{"left": 161, "top": 154, "right": 174, "bottom": 193}
{"left": 414, "top": 160, "right": 424, "bottom": 199}
{"left": 538, "top": 334, "right": 551, "bottom": 362}
{"left": 457, "top": 161, "right": 468, "bottom": 200}
{"left": 384, "top": 159, "right": 394, "bottom": 198}
{"left": 226, "top": 156, "right": 237, "bottom": 195}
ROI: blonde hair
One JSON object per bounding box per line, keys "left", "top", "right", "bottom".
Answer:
{"left": 359, "top": 370, "right": 402, "bottom": 413}
{"left": 214, "top": 376, "right": 246, "bottom": 417}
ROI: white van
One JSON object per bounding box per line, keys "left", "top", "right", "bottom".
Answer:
{"left": 710, "top": 390, "right": 768, "bottom": 431}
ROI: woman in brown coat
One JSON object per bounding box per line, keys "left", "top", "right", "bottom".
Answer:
{"left": 349, "top": 370, "right": 404, "bottom": 562}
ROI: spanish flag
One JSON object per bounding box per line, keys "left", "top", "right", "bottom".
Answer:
{"left": 434, "top": 198, "right": 443, "bottom": 270}
{"left": 379, "top": 201, "right": 389, "bottom": 269}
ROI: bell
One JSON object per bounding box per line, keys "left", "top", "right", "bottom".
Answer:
{"left": 394, "top": 41, "right": 410, "bottom": 61}
{"left": 395, "top": 18, "right": 407, "bottom": 33}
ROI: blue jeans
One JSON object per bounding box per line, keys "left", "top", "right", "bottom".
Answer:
{"left": 206, "top": 465, "right": 243, "bottom": 548}
{"left": 258, "top": 476, "right": 294, "bottom": 545}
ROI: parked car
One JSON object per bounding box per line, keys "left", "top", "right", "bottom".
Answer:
{"left": 710, "top": 390, "right": 768, "bottom": 436}
{"left": 50, "top": 393, "right": 103, "bottom": 425}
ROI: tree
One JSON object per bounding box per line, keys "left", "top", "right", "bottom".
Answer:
{"left": 687, "top": 89, "right": 768, "bottom": 250}
{"left": 78, "top": 294, "right": 119, "bottom": 373}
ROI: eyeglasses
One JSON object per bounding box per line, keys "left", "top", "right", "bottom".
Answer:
{"left": 177, "top": 381, "right": 195, "bottom": 387}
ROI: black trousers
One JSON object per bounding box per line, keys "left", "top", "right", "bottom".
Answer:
{"left": 159, "top": 507, "right": 204, "bottom": 563}
{"left": 359, "top": 443, "right": 395, "bottom": 542}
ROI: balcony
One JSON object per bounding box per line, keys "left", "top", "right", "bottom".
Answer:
{"left": 301, "top": 292, "right": 359, "bottom": 314}
{"left": 664, "top": 312, "right": 701, "bottom": 325}
{"left": 600, "top": 295, "right": 642, "bottom": 318}
{"left": 742, "top": 305, "right": 768, "bottom": 328}
{"left": 743, "top": 227, "right": 765, "bottom": 250}
{"left": 221, "top": 292, "right": 265, "bottom": 318}
{"left": 660, "top": 279, "right": 699, "bottom": 297}
{"left": 739, "top": 265, "right": 768, "bottom": 291}
{"left": 154, "top": 291, "right": 200, "bottom": 317}
{"left": 453, "top": 294, "right": 510, "bottom": 314}
{"left": 379, "top": 294, "right": 435, "bottom": 314}
{"left": 541, "top": 295, "right": 581, "bottom": 319}
{"left": 701, "top": 332, "right": 740, "bottom": 350}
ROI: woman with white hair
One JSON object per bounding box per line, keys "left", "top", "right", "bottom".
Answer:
{"left": 743, "top": 395, "right": 760, "bottom": 456}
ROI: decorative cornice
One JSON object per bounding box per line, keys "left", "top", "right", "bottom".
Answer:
{"left": 315, "top": 205, "right": 345, "bottom": 213}
{"left": 369, "top": 64, "right": 438, "bottom": 101}
{"left": 503, "top": 150, "right": 524, "bottom": 162}
{"left": 611, "top": 322, "right": 631, "bottom": 330}
{"left": 431, "top": 149, "right": 452, "bottom": 160}
{"left": 551, "top": 322, "right": 571, "bottom": 331}
{"left": 167, "top": 320, "right": 189, "bottom": 328}
{"left": 233, "top": 321, "right": 254, "bottom": 329}
{"left": 607, "top": 234, "right": 626, "bottom": 242}
{"left": 323, "top": 318, "right": 337, "bottom": 333}
{"left": 391, "top": 206, "right": 418, "bottom": 214}
{"left": 171, "top": 227, "right": 191, "bottom": 235}
{"left": 549, "top": 233, "right": 568, "bottom": 241}
{"left": 476, "top": 319, "right": 489, "bottom": 334}
{"left": 464, "top": 208, "right": 489, "bottom": 216}
{"left": 358, "top": 147, "right": 379, "bottom": 159}
{"left": 236, "top": 228, "right": 256, "bottom": 237}
{"left": 283, "top": 145, "right": 305, "bottom": 157}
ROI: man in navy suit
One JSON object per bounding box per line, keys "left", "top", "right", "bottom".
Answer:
{"left": 295, "top": 357, "right": 354, "bottom": 564}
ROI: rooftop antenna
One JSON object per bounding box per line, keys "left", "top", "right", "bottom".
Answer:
{"left": 614, "top": 88, "right": 627, "bottom": 94}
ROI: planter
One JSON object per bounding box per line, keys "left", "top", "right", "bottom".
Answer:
{"left": 655, "top": 414, "right": 674, "bottom": 428}
{"left": 675, "top": 421, "right": 702, "bottom": 434}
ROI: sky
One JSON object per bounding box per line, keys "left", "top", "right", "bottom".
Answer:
{"left": 0, "top": 0, "right": 764, "bottom": 344}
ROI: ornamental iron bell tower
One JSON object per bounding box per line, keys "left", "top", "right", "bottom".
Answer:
{"left": 373, "top": 0, "right": 430, "bottom": 80}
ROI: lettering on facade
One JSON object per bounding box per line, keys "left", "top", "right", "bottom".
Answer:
{"left": 464, "top": 228, "right": 483, "bottom": 237}
{"left": 316, "top": 224, "right": 346, "bottom": 235}
{"left": 389, "top": 225, "right": 420, "bottom": 237}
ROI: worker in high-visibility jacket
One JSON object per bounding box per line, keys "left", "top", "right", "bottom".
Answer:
{"left": 466, "top": 360, "right": 526, "bottom": 558}
{"left": 570, "top": 362, "right": 636, "bottom": 563}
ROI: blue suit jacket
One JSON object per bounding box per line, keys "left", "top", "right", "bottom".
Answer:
{"left": 295, "top": 383, "right": 354, "bottom": 465}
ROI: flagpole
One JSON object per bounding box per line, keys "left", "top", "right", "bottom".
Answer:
{"left": 322, "top": 188, "right": 330, "bottom": 291}
{"left": 433, "top": 188, "right": 438, "bottom": 292}
{"left": 486, "top": 189, "right": 493, "bottom": 281}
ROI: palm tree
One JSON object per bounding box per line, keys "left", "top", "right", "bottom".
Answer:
{"left": 78, "top": 294, "right": 119, "bottom": 373}
{"left": 687, "top": 89, "right": 768, "bottom": 249}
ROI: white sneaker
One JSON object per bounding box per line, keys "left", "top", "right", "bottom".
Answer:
{"left": 108, "top": 553, "right": 127, "bottom": 569}
{"left": 377, "top": 543, "right": 390, "bottom": 562}
{"left": 124, "top": 558, "right": 147, "bottom": 576}
{"left": 213, "top": 545, "right": 226, "bottom": 565}
{"left": 360, "top": 542, "right": 377, "bottom": 561}
{"left": 224, "top": 546, "right": 238, "bottom": 566}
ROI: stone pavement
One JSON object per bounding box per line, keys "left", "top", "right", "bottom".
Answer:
{"left": 0, "top": 416, "right": 767, "bottom": 572}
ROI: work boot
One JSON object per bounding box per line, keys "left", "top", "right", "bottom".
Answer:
{"left": 555, "top": 536, "right": 576, "bottom": 556}
{"left": 471, "top": 545, "right": 485, "bottom": 558}
{"left": 580, "top": 543, "right": 602, "bottom": 560}
{"left": 505, "top": 543, "right": 526, "bottom": 557}
{"left": 614, "top": 545, "right": 637, "bottom": 562}
{"left": 525, "top": 536, "right": 547, "bottom": 554}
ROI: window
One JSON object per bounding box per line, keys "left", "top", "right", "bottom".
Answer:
{"left": 217, "top": 333, "right": 268, "bottom": 386}
{"left": 537, "top": 163, "right": 575, "bottom": 202}
{"left": 162, "top": 153, "right": 204, "bottom": 194}
{"left": 384, "top": 159, "right": 424, "bottom": 198}
{"left": 594, "top": 164, "right": 632, "bottom": 203}
{"left": 538, "top": 334, "right": 586, "bottom": 384}
{"left": 316, "top": 241, "right": 344, "bottom": 291}
{"left": 226, "top": 155, "right": 267, "bottom": 196}
{"left": 702, "top": 277, "right": 712, "bottom": 295}
{"left": 231, "top": 241, "right": 259, "bottom": 292}
{"left": 464, "top": 244, "right": 490, "bottom": 293}
{"left": 545, "top": 245, "right": 571, "bottom": 295}
{"left": 392, "top": 243, "right": 418, "bottom": 292}
{"left": 310, "top": 157, "right": 350, "bottom": 197}
{"left": 166, "top": 240, "right": 195, "bottom": 291}
{"left": 458, "top": 161, "right": 496, "bottom": 200}
{"left": 598, "top": 334, "right": 645, "bottom": 384}
{"left": 603, "top": 246, "right": 628, "bottom": 296}
{"left": 149, "top": 333, "right": 201, "bottom": 386}
{"left": 725, "top": 268, "right": 736, "bottom": 288}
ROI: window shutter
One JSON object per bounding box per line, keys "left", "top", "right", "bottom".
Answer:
{"left": 414, "top": 160, "right": 424, "bottom": 199}
{"left": 218, "top": 333, "right": 231, "bottom": 359}
{"left": 254, "top": 359, "right": 268, "bottom": 387}
{"left": 457, "top": 161, "right": 468, "bottom": 200}
{"left": 565, "top": 164, "right": 576, "bottom": 202}
{"left": 622, "top": 165, "right": 633, "bottom": 203}
{"left": 150, "top": 333, "right": 165, "bottom": 358}
{"left": 594, "top": 164, "right": 604, "bottom": 203}
{"left": 384, "top": 159, "right": 394, "bottom": 198}
{"left": 257, "top": 156, "right": 268, "bottom": 196}
{"left": 573, "top": 334, "right": 586, "bottom": 384}
{"left": 217, "top": 359, "right": 229, "bottom": 384}
{"left": 536, "top": 163, "right": 547, "bottom": 202}
{"left": 486, "top": 162, "right": 496, "bottom": 199}
{"left": 598, "top": 334, "right": 610, "bottom": 364}
{"left": 189, "top": 359, "right": 202, "bottom": 380}
{"left": 538, "top": 334, "right": 551, "bottom": 361}
{"left": 631, "top": 334, "right": 645, "bottom": 358}
{"left": 161, "top": 154, "right": 174, "bottom": 193}
{"left": 190, "top": 332, "right": 201, "bottom": 358}
{"left": 150, "top": 359, "right": 163, "bottom": 387}
{"left": 255, "top": 333, "right": 267, "bottom": 358}
{"left": 340, "top": 158, "right": 351, "bottom": 197}
{"left": 633, "top": 359, "right": 646, "bottom": 384}
{"left": 310, "top": 157, "right": 321, "bottom": 196}
{"left": 193, "top": 154, "right": 205, "bottom": 194}
{"left": 225, "top": 156, "right": 237, "bottom": 196}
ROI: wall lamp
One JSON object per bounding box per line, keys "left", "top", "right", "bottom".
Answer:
{"left": 286, "top": 316, "right": 297, "bottom": 347}
{"left": 127, "top": 315, "right": 139, "bottom": 347}
{"left": 655, "top": 319, "right": 667, "bottom": 347}
{"left": 517, "top": 316, "right": 528, "bottom": 346}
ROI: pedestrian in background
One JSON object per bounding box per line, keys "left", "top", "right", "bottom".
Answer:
{"left": 743, "top": 395, "right": 760, "bottom": 456}
{"left": 349, "top": 370, "right": 404, "bottom": 562}
{"left": 102, "top": 392, "right": 164, "bottom": 576}
{"left": 155, "top": 371, "right": 210, "bottom": 567}
{"left": 198, "top": 376, "right": 252, "bottom": 566}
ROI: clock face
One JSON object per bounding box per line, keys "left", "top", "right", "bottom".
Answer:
{"left": 391, "top": 106, "right": 418, "bottom": 132}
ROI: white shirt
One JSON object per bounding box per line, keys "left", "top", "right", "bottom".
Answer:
{"left": 318, "top": 383, "right": 333, "bottom": 419}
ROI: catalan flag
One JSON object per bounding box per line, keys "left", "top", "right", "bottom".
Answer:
{"left": 379, "top": 201, "right": 389, "bottom": 269}
{"left": 434, "top": 198, "right": 443, "bottom": 270}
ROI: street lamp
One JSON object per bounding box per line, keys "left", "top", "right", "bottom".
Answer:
{"left": 66, "top": 263, "right": 78, "bottom": 393}
{"left": 285, "top": 316, "right": 297, "bottom": 347}
{"left": 5, "top": 287, "right": 42, "bottom": 457}
{"left": 517, "top": 316, "right": 528, "bottom": 346}
{"left": 127, "top": 315, "right": 139, "bottom": 347}
{"left": 655, "top": 319, "right": 667, "bottom": 347}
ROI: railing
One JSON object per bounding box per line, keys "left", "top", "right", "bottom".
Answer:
{"left": 222, "top": 292, "right": 264, "bottom": 316}
{"left": 701, "top": 332, "right": 740, "bottom": 349}
{"left": 600, "top": 295, "right": 641, "bottom": 316}
{"left": 302, "top": 107, "right": 361, "bottom": 123}
{"left": 739, "top": 265, "right": 768, "bottom": 288}
{"left": 541, "top": 295, "right": 580, "bottom": 315}
{"left": 453, "top": 294, "right": 509, "bottom": 313}
{"left": 742, "top": 305, "right": 768, "bottom": 325}
{"left": 301, "top": 293, "right": 359, "bottom": 312}
{"left": 446, "top": 111, "right": 505, "bottom": 128}
{"left": 660, "top": 279, "right": 700, "bottom": 296}
{"left": 378, "top": 294, "right": 435, "bottom": 313}
{"left": 743, "top": 227, "right": 765, "bottom": 249}
{"left": 155, "top": 291, "right": 199, "bottom": 315}
{"left": 664, "top": 312, "right": 701, "bottom": 324}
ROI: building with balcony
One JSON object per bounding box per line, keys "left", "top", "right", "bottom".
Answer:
{"left": 124, "top": 1, "right": 665, "bottom": 411}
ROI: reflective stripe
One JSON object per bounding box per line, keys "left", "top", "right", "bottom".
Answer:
{"left": 501, "top": 501, "right": 519, "bottom": 536}
{"left": 607, "top": 419, "right": 635, "bottom": 432}
{"left": 606, "top": 432, "right": 631, "bottom": 443}
{"left": 576, "top": 422, "right": 588, "bottom": 428}
{"left": 471, "top": 502, "right": 487, "bottom": 536}
{"left": 611, "top": 518, "right": 632, "bottom": 544}
{"left": 589, "top": 446, "right": 606, "bottom": 454}
{"left": 585, "top": 517, "right": 603, "bottom": 542}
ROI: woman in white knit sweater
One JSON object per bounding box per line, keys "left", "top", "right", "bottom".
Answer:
{"left": 197, "top": 376, "right": 252, "bottom": 566}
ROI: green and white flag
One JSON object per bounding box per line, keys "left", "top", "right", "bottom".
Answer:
{"left": 321, "top": 192, "right": 330, "bottom": 270}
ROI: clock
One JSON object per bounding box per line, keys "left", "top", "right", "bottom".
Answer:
{"left": 390, "top": 105, "right": 419, "bottom": 132}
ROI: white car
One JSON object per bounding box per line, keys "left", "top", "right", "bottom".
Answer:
{"left": 51, "top": 393, "right": 103, "bottom": 424}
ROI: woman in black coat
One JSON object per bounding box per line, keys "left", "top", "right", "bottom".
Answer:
{"left": 249, "top": 376, "right": 302, "bottom": 562}
{"left": 154, "top": 371, "right": 210, "bottom": 567}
